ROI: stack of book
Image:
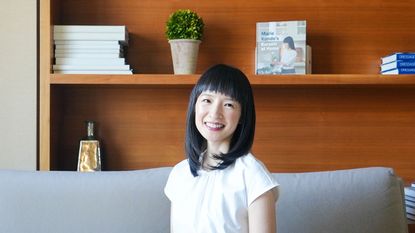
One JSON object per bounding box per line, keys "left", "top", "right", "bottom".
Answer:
{"left": 404, "top": 185, "right": 415, "bottom": 223}
{"left": 380, "top": 52, "right": 415, "bottom": 75}
{"left": 53, "top": 25, "right": 133, "bottom": 74}
{"left": 255, "top": 20, "right": 310, "bottom": 75}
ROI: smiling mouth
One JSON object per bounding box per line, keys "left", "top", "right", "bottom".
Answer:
{"left": 205, "top": 122, "right": 225, "bottom": 130}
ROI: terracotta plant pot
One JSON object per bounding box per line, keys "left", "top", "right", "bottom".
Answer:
{"left": 168, "top": 39, "right": 201, "bottom": 74}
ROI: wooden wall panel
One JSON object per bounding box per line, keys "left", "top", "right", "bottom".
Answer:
{"left": 57, "top": 86, "right": 191, "bottom": 171}
{"left": 253, "top": 87, "right": 415, "bottom": 182}
{"left": 56, "top": 86, "right": 415, "bottom": 182}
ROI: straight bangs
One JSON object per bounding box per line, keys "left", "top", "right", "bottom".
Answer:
{"left": 194, "top": 65, "right": 249, "bottom": 105}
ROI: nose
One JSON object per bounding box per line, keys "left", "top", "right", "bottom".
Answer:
{"left": 209, "top": 102, "right": 223, "bottom": 119}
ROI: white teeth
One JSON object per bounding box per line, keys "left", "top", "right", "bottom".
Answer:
{"left": 205, "top": 122, "right": 224, "bottom": 129}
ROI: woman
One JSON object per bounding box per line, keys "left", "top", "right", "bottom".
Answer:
{"left": 165, "top": 64, "right": 279, "bottom": 233}
{"left": 279, "top": 36, "right": 297, "bottom": 74}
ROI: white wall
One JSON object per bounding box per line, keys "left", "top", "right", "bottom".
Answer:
{"left": 0, "top": 0, "right": 37, "bottom": 170}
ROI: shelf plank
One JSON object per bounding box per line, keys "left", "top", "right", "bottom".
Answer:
{"left": 50, "top": 74, "right": 415, "bottom": 86}
{"left": 50, "top": 74, "right": 199, "bottom": 85}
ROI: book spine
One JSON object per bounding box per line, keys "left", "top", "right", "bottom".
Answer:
{"left": 53, "top": 70, "right": 132, "bottom": 74}
{"left": 382, "top": 68, "right": 415, "bottom": 75}
{"left": 382, "top": 53, "right": 415, "bottom": 64}
{"left": 397, "top": 54, "right": 415, "bottom": 60}
{"left": 54, "top": 32, "right": 127, "bottom": 41}
{"left": 381, "top": 60, "right": 415, "bottom": 72}
{"left": 406, "top": 195, "right": 415, "bottom": 202}
{"left": 55, "top": 44, "right": 122, "bottom": 50}
{"left": 407, "top": 206, "right": 415, "bottom": 215}
{"left": 54, "top": 53, "right": 123, "bottom": 58}
{"left": 54, "top": 40, "right": 122, "bottom": 46}
{"left": 394, "top": 68, "right": 415, "bottom": 74}
{"left": 54, "top": 25, "right": 127, "bottom": 33}
{"left": 407, "top": 213, "right": 415, "bottom": 221}
{"left": 405, "top": 187, "right": 415, "bottom": 197}
{"left": 53, "top": 64, "right": 130, "bottom": 71}
{"left": 306, "top": 45, "right": 312, "bottom": 74}
{"left": 55, "top": 58, "right": 126, "bottom": 66}
{"left": 55, "top": 49, "right": 122, "bottom": 54}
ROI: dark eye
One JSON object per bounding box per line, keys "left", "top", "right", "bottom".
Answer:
{"left": 201, "top": 98, "right": 211, "bottom": 103}
{"left": 224, "top": 103, "right": 234, "bottom": 108}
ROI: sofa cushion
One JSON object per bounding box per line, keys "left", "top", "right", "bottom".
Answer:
{"left": 0, "top": 167, "right": 171, "bottom": 233}
{"left": 274, "top": 167, "right": 408, "bottom": 233}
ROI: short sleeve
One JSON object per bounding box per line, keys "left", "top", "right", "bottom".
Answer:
{"left": 164, "top": 160, "right": 189, "bottom": 201}
{"left": 244, "top": 156, "right": 279, "bottom": 206}
{"left": 164, "top": 167, "right": 175, "bottom": 201}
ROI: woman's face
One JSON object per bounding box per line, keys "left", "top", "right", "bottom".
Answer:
{"left": 195, "top": 91, "right": 241, "bottom": 150}
{"left": 282, "top": 42, "right": 289, "bottom": 49}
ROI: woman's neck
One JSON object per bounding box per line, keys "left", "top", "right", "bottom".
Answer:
{"left": 202, "top": 142, "right": 230, "bottom": 170}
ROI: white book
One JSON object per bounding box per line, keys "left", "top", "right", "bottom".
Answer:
{"left": 55, "top": 44, "right": 123, "bottom": 50}
{"left": 55, "top": 49, "right": 122, "bottom": 54}
{"left": 54, "top": 53, "right": 123, "bottom": 58}
{"left": 54, "top": 32, "right": 128, "bottom": 44}
{"left": 55, "top": 57, "right": 126, "bottom": 66}
{"left": 54, "top": 25, "right": 127, "bottom": 33}
{"left": 53, "top": 64, "right": 131, "bottom": 71}
{"left": 54, "top": 70, "right": 133, "bottom": 74}
{"left": 54, "top": 40, "right": 122, "bottom": 46}
{"left": 405, "top": 187, "right": 415, "bottom": 198}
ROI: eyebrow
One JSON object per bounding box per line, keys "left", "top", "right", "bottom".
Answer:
{"left": 199, "top": 93, "right": 236, "bottom": 101}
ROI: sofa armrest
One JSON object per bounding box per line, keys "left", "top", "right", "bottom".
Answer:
{"left": 0, "top": 168, "right": 172, "bottom": 233}
{"left": 273, "top": 167, "right": 408, "bottom": 233}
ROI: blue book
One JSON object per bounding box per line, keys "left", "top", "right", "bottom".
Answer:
{"left": 406, "top": 195, "right": 415, "bottom": 202}
{"left": 408, "top": 212, "right": 415, "bottom": 221}
{"left": 382, "top": 52, "right": 415, "bottom": 64}
{"left": 381, "top": 60, "right": 415, "bottom": 72}
{"left": 381, "top": 67, "right": 415, "bottom": 75}
{"left": 405, "top": 187, "right": 415, "bottom": 198}
{"left": 406, "top": 199, "right": 415, "bottom": 208}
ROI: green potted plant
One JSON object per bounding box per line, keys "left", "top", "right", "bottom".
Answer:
{"left": 166, "top": 9, "right": 204, "bottom": 74}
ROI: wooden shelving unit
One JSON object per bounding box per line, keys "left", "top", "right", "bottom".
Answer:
{"left": 40, "top": 0, "right": 415, "bottom": 187}
{"left": 50, "top": 74, "right": 415, "bottom": 86}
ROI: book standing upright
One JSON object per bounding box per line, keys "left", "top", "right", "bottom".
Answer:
{"left": 255, "top": 20, "right": 307, "bottom": 75}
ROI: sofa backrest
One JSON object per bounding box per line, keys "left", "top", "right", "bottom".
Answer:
{"left": 0, "top": 168, "right": 172, "bottom": 233}
{"left": 273, "top": 167, "right": 408, "bottom": 233}
{"left": 0, "top": 167, "right": 408, "bottom": 233}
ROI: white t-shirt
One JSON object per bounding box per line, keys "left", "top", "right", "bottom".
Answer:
{"left": 280, "top": 49, "right": 297, "bottom": 69}
{"left": 164, "top": 153, "right": 279, "bottom": 233}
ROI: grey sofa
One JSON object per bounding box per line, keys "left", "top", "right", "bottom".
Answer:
{"left": 0, "top": 167, "right": 408, "bottom": 233}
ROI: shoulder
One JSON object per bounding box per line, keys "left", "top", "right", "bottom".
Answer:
{"left": 172, "top": 159, "right": 189, "bottom": 171}
{"left": 165, "top": 159, "right": 193, "bottom": 200}
{"left": 235, "top": 153, "right": 269, "bottom": 173}
{"left": 290, "top": 49, "right": 297, "bottom": 55}
{"left": 169, "top": 159, "right": 192, "bottom": 179}
{"left": 235, "top": 153, "right": 280, "bottom": 205}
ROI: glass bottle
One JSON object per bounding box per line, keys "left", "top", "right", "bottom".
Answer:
{"left": 77, "top": 120, "right": 102, "bottom": 172}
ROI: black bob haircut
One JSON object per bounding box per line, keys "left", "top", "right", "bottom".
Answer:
{"left": 283, "top": 36, "right": 296, "bottom": 50}
{"left": 185, "top": 64, "right": 256, "bottom": 177}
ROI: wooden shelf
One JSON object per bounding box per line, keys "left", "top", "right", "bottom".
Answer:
{"left": 50, "top": 74, "right": 415, "bottom": 86}
{"left": 40, "top": 0, "right": 415, "bottom": 183}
